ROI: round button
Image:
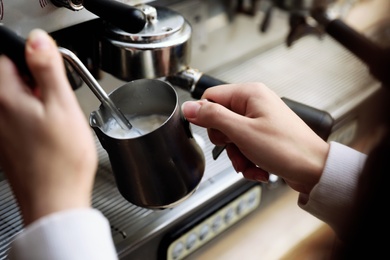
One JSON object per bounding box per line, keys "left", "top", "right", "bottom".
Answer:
{"left": 212, "top": 215, "right": 222, "bottom": 232}
{"left": 236, "top": 199, "right": 246, "bottom": 215}
{"left": 199, "top": 224, "right": 210, "bottom": 241}
{"left": 247, "top": 191, "right": 257, "bottom": 208}
{"left": 224, "top": 207, "right": 235, "bottom": 223}
{"left": 186, "top": 233, "right": 197, "bottom": 250}
{"left": 172, "top": 241, "right": 184, "bottom": 260}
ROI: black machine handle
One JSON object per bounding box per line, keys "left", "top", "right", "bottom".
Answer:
{"left": 190, "top": 73, "right": 334, "bottom": 141}
{"left": 313, "top": 12, "right": 390, "bottom": 87}
{"left": 83, "top": 0, "right": 146, "bottom": 33}
{"left": 51, "top": 0, "right": 147, "bottom": 33}
{"left": 0, "top": 25, "right": 94, "bottom": 91}
{"left": 281, "top": 97, "right": 333, "bottom": 141}
{"left": 0, "top": 25, "right": 34, "bottom": 86}
{"left": 191, "top": 74, "right": 228, "bottom": 99}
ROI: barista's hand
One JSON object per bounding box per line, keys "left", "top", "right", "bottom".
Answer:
{"left": 182, "top": 83, "right": 329, "bottom": 194}
{"left": 0, "top": 29, "right": 97, "bottom": 225}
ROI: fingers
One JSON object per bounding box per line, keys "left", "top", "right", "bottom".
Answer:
{"left": 207, "top": 128, "right": 230, "bottom": 145}
{"left": 201, "top": 82, "right": 271, "bottom": 112}
{"left": 226, "top": 144, "right": 269, "bottom": 183}
{"left": 182, "top": 82, "right": 281, "bottom": 136}
{"left": 25, "top": 29, "right": 71, "bottom": 104}
{"left": 242, "top": 165, "right": 269, "bottom": 183}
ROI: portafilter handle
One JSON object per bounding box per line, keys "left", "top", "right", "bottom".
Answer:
{"left": 312, "top": 10, "right": 390, "bottom": 87}
{"left": 51, "top": 0, "right": 147, "bottom": 34}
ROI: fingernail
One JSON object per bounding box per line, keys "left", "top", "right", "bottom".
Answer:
{"left": 182, "top": 101, "right": 201, "bottom": 119}
{"left": 27, "top": 29, "right": 51, "bottom": 51}
{"left": 255, "top": 174, "right": 269, "bottom": 183}
{"left": 230, "top": 159, "right": 240, "bottom": 173}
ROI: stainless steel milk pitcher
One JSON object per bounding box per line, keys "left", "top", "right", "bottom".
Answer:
{"left": 89, "top": 79, "right": 205, "bottom": 209}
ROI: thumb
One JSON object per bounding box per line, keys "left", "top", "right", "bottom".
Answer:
{"left": 182, "top": 100, "right": 246, "bottom": 136}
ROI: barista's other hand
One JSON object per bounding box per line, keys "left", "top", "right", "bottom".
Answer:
{"left": 0, "top": 29, "right": 97, "bottom": 225}
{"left": 182, "top": 83, "right": 329, "bottom": 194}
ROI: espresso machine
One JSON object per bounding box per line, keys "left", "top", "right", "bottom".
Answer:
{"left": 0, "top": 0, "right": 388, "bottom": 259}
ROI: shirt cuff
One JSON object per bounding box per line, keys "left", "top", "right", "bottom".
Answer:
{"left": 8, "top": 208, "right": 118, "bottom": 260}
{"left": 298, "top": 141, "right": 367, "bottom": 237}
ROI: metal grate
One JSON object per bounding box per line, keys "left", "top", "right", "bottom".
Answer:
{"left": 0, "top": 182, "right": 22, "bottom": 259}
{"left": 209, "top": 35, "right": 380, "bottom": 120}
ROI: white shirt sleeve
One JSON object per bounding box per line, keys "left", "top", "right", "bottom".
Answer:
{"left": 8, "top": 208, "right": 118, "bottom": 260}
{"left": 298, "top": 141, "right": 367, "bottom": 238}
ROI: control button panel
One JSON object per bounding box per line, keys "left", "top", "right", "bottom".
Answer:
{"left": 167, "top": 185, "right": 261, "bottom": 260}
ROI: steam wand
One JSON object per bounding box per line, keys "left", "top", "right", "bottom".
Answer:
{"left": 0, "top": 24, "right": 133, "bottom": 131}
{"left": 51, "top": 0, "right": 147, "bottom": 34}
{"left": 59, "top": 48, "right": 134, "bottom": 131}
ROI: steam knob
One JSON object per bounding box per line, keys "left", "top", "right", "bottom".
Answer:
{"left": 286, "top": 13, "right": 323, "bottom": 47}
{"left": 236, "top": 0, "right": 260, "bottom": 16}
{"left": 260, "top": 3, "right": 274, "bottom": 33}
{"left": 51, "top": 0, "right": 83, "bottom": 11}
{"left": 137, "top": 4, "right": 157, "bottom": 23}
{"left": 51, "top": 0, "right": 146, "bottom": 34}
